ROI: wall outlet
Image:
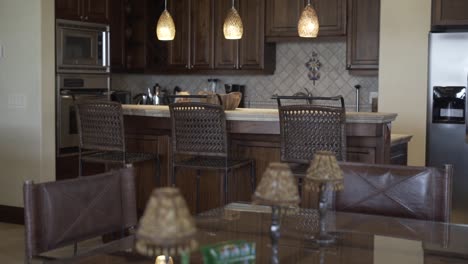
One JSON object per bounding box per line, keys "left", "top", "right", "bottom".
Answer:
{"left": 8, "top": 94, "right": 26, "bottom": 109}
{"left": 369, "top": 92, "right": 378, "bottom": 102}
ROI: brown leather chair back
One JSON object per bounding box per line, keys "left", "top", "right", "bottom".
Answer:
{"left": 23, "top": 168, "right": 137, "bottom": 263}
{"left": 332, "top": 162, "right": 452, "bottom": 222}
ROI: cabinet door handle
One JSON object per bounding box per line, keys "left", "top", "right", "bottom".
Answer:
{"left": 185, "top": 65, "right": 189, "bottom": 69}
{"left": 85, "top": 16, "right": 88, "bottom": 20}
{"left": 80, "top": 15, "right": 84, "bottom": 20}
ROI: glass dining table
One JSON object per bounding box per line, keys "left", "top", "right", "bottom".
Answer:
{"left": 41, "top": 203, "right": 468, "bottom": 264}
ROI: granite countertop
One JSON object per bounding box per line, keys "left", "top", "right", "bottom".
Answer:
{"left": 122, "top": 105, "right": 398, "bottom": 124}
{"left": 391, "top": 133, "right": 413, "bottom": 146}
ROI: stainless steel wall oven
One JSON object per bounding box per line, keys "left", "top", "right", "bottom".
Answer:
{"left": 56, "top": 74, "right": 110, "bottom": 155}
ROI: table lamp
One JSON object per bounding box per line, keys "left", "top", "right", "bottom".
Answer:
{"left": 252, "top": 162, "right": 300, "bottom": 264}
{"left": 304, "top": 151, "right": 344, "bottom": 245}
{"left": 135, "top": 187, "right": 197, "bottom": 264}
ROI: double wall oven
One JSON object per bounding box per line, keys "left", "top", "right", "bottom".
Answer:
{"left": 56, "top": 20, "right": 110, "bottom": 156}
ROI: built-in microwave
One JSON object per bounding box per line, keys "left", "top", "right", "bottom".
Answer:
{"left": 56, "top": 19, "right": 110, "bottom": 74}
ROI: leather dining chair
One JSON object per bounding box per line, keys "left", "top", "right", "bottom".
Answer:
{"left": 169, "top": 102, "right": 256, "bottom": 213}
{"left": 23, "top": 168, "right": 137, "bottom": 263}
{"left": 331, "top": 162, "right": 453, "bottom": 222}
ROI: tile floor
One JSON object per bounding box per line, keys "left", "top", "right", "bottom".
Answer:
{"left": 0, "top": 222, "right": 103, "bottom": 263}
{"left": 0, "top": 223, "right": 24, "bottom": 264}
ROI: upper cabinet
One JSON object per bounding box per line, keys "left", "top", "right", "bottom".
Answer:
{"left": 432, "top": 0, "right": 468, "bottom": 28}
{"left": 346, "top": 0, "right": 380, "bottom": 73}
{"left": 167, "top": 0, "right": 214, "bottom": 71}
{"left": 266, "top": 0, "right": 346, "bottom": 41}
{"left": 56, "top": 0, "right": 110, "bottom": 24}
{"left": 156, "top": 0, "right": 274, "bottom": 74}
{"left": 214, "top": 0, "right": 275, "bottom": 72}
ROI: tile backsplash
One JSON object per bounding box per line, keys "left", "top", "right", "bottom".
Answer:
{"left": 112, "top": 40, "right": 378, "bottom": 111}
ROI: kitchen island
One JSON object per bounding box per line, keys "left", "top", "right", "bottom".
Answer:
{"left": 123, "top": 105, "right": 398, "bottom": 213}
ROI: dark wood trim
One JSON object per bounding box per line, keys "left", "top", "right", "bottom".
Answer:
{"left": 0, "top": 205, "right": 24, "bottom": 225}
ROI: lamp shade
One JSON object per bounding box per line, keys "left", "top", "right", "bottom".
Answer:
{"left": 223, "top": 7, "right": 243, "bottom": 40}
{"left": 252, "top": 163, "right": 300, "bottom": 206}
{"left": 156, "top": 9, "right": 176, "bottom": 41}
{"left": 298, "top": 4, "right": 319, "bottom": 38}
{"left": 305, "top": 151, "right": 344, "bottom": 192}
{"left": 135, "top": 188, "right": 197, "bottom": 257}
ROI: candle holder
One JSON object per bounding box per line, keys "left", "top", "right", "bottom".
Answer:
{"left": 304, "top": 151, "right": 344, "bottom": 246}
{"left": 135, "top": 187, "right": 197, "bottom": 264}
{"left": 252, "top": 162, "right": 300, "bottom": 264}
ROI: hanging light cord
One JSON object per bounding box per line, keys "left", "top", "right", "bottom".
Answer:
{"left": 307, "top": 0, "right": 311, "bottom": 5}
{"left": 164, "top": 0, "right": 167, "bottom": 10}
{"left": 232, "top": 0, "right": 235, "bottom": 8}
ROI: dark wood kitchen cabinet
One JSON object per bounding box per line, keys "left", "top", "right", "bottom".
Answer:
{"left": 56, "top": 0, "right": 110, "bottom": 24}
{"left": 110, "top": 0, "right": 149, "bottom": 72}
{"left": 266, "top": 0, "right": 346, "bottom": 41}
{"left": 214, "top": 0, "right": 274, "bottom": 72}
{"left": 432, "top": 0, "right": 468, "bottom": 28}
{"left": 167, "top": 0, "right": 214, "bottom": 71}
{"left": 346, "top": 0, "right": 380, "bottom": 73}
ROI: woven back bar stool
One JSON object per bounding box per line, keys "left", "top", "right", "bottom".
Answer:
{"left": 75, "top": 101, "right": 160, "bottom": 185}
{"left": 169, "top": 102, "right": 256, "bottom": 213}
{"left": 277, "top": 96, "right": 347, "bottom": 193}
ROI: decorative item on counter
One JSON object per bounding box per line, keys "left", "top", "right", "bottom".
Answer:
{"left": 305, "top": 51, "right": 321, "bottom": 86}
{"left": 252, "top": 162, "right": 300, "bottom": 264}
{"left": 223, "top": 0, "right": 243, "bottom": 40}
{"left": 298, "top": 0, "right": 320, "bottom": 38}
{"left": 304, "top": 151, "right": 344, "bottom": 245}
{"left": 201, "top": 240, "right": 255, "bottom": 264}
{"left": 198, "top": 91, "right": 242, "bottom": 110}
{"left": 135, "top": 188, "right": 197, "bottom": 264}
{"left": 208, "top": 78, "right": 220, "bottom": 94}
{"left": 354, "top": 85, "right": 361, "bottom": 112}
{"left": 225, "top": 84, "right": 246, "bottom": 108}
{"left": 156, "top": 0, "right": 176, "bottom": 41}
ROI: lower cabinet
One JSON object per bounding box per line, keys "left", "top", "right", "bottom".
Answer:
{"left": 432, "top": 0, "right": 468, "bottom": 28}
{"left": 56, "top": 155, "right": 105, "bottom": 180}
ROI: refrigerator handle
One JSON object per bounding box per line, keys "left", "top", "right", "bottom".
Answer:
{"left": 466, "top": 73, "right": 468, "bottom": 143}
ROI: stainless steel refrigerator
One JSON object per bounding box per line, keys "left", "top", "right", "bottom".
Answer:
{"left": 427, "top": 32, "right": 468, "bottom": 224}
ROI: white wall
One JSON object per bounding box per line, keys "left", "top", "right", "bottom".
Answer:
{"left": 379, "top": 0, "right": 431, "bottom": 166}
{"left": 0, "top": 0, "right": 55, "bottom": 207}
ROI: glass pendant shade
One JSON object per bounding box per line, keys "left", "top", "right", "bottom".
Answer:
{"left": 156, "top": 9, "right": 176, "bottom": 41}
{"left": 298, "top": 4, "right": 320, "bottom": 38}
{"left": 223, "top": 6, "right": 243, "bottom": 40}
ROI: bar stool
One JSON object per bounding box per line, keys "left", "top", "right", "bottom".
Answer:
{"left": 277, "top": 96, "right": 347, "bottom": 193}
{"left": 75, "top": 101, "right": 161, "bottom": 185}
{"left": 169, "top": 102, "right": 256, "bottom": 213}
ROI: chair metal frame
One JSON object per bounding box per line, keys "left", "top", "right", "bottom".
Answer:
{"left": 277, "top": 96, "right": 347, "bottom": 195}
{"left": 75, "top": 100, "right": 160, "bottom": 184}
{"left": 169, "top": 102, "right": 256, "bottom": 213}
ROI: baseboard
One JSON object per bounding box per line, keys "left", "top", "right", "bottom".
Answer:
{"left": 0, "top": 205, "right": 24, "bottom": 225}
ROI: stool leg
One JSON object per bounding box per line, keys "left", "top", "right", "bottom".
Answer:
{"left": 73, "top": 242, "right": 78, "bottom": 256}
{"left": 78, "top": 158, "right": 83, "bottom": 177}
{"left": 155, "top": 158, "right": 161, "bottom": 186}
{"left": 172, "top": 166, "right": 177, "bottom": 187}
{"left": 196, "top": 169, "right": 201, "bottom": 214}
{"left": 250, "top": 160, "right": 256, "bottom": 193}
{"left": 224, "top": 168, "right": 229, "bottom": 205}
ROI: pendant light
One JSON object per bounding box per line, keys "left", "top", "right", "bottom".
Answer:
{"left": 156, "top": 0, "right": 176, "bottom": 41}
{"left": 223, "top": 0, "right": 243, "bottom": 40}
{"left": 298, "top": 0, "right": 319, "bottom": 38}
